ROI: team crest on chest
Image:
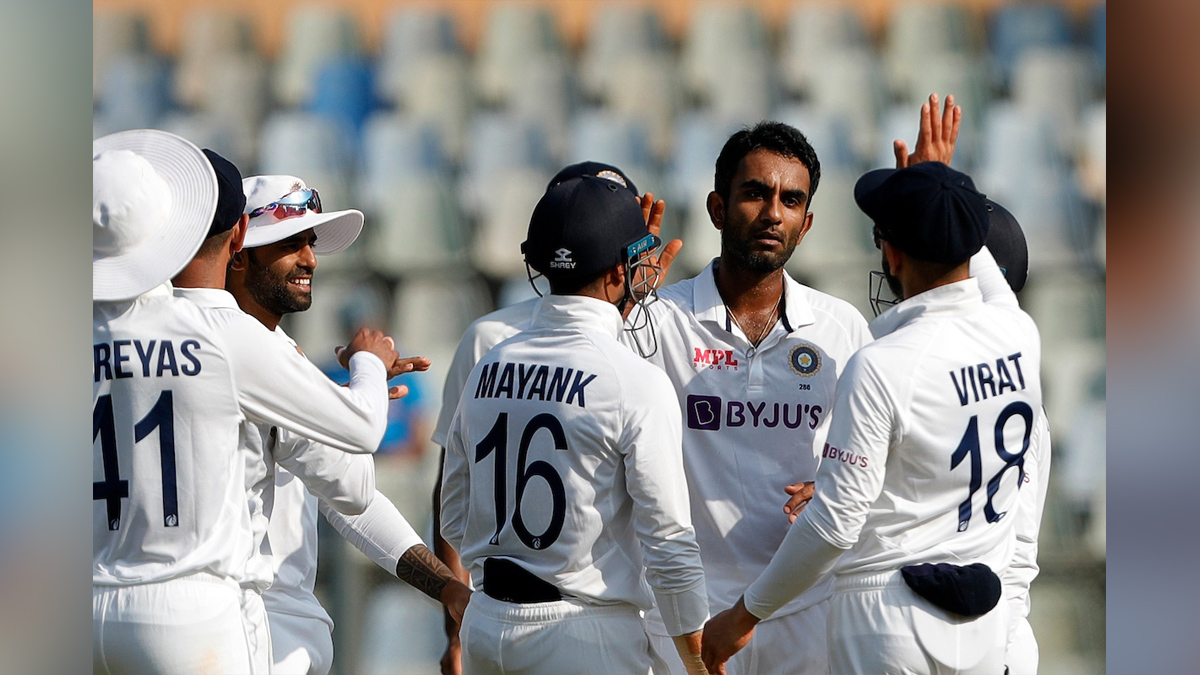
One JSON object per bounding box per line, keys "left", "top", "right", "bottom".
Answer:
{"left": 788, "top": 343, "right": 821, "bottom": 377}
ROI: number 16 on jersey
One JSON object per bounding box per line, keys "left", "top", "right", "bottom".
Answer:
{"left": 474, "top": 412, "right": 569, "bottom": 550}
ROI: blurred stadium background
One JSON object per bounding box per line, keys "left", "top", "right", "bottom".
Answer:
{"left": 91, "top": 1, "right": 1106, "bottom": 673}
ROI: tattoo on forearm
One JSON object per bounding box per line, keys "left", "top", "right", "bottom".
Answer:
{"left": 395, "top": 544, "right": 456, "bottom": 602}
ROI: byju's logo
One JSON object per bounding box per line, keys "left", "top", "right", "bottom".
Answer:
{"left": 551, "top": 248, "right": 576, "bottom": 269}
{"left": 687, "top": 394, "right": 722, "bottom": 431}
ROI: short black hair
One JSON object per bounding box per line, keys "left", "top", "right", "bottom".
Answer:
{"left": 714, "top": 121, "right": 821, "bottom": 206}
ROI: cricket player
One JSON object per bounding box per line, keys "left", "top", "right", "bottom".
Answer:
{"left": 93, "top": 131, "right": 394, "bottom": 674}
{"left": 440, "top": 174, "right": 709, "bottom": 674}
{"left": 428, "top": 162, "right": 664, "bottom": 674}
{"left": 702, "top": 162, "right": 1043, "bottom": 675}
{"left": 222, "top": 173, "right": 471, "bottom": 675}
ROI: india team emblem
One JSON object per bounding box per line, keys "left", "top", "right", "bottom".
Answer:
{"left": 788, "top": 343, "right": 821, "bottom": 377}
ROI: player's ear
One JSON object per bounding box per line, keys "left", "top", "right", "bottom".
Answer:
{"left": 229, "top": 214, "right": 249, "bottom": 253}
{"left": 796, "top": 210, "right": 814, "bottom": 245}
{"left": 706, "top": 192, "right": 725, "bottom": 230}
{"left": 229, "top": 249, "right": 248, "bottom": 273}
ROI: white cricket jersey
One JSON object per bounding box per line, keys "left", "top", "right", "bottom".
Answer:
{"left": 432, "top": 298, "right": 540, "bottom": 448}
{"left": 94, "top": 285, "right": 389, "bottom": 586}
{"left": 634, "top": 261, "right": 871, "bottom": 619}
{"left": 441, "top": 295, "right": 708, "bottom": 637}
{"left": 744, "top": 249, "right": 1043, "bottom": 618}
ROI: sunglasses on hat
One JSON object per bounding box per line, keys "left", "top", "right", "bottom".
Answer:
{"left": 248, "top": 188, "right": 322, "bottom": 221}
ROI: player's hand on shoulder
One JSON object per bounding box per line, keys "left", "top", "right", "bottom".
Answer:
{"left": 337, "top": 327, "right": 399, "bottom": 370}
{"left": 893, "top": 92, "right": 962, "bottom": 169}
{"left": 783, "top": 481, "right": 815, "bottom": 524}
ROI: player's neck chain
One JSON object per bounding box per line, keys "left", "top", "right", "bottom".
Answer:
{"left": 724, "top": 284, "right": 784, "bottom": 349}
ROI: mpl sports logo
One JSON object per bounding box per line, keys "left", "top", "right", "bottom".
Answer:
{"left": 550, "top": 248, "right": 576, "bottom": 270}
{"left": 694, "top": 347, "right": 739, "bottom": 371}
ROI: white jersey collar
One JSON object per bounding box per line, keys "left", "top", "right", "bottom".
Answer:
{"left": 532, "top": 293, "right": 624, "bottom": 339}
{"left": 693, "top": 259, "right": 816, "bottom": 335}
{"left": 869, "top": 277, "right": 983, "bottom": 339}
{"left": 173, "top": 285, "right": 241, "bottom": 310}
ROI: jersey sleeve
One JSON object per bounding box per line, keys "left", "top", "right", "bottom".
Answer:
{"left": 618, "top": 368, "right": 708, "bottom": 636}
{"left": 439, "top": 391, "right": 473, "bottom": 554}
{"left": 1004, "top": 408, "right": 1052, "bottom": 624}
{"left": 273, "top": 429, "right": 377, "bottom": 516}
{"left": 743, "top": 352, "right": 894, "bottom": 617}
{"left": 319, "top": 490, "right": 425, "bottom": 574}
{"left": 432, "top": 323, "right": 489, "bottom": 448}
{"left": 218, "top": 312, "right": 390, "bottom": 454}
{"left": 970, "top": 246, "right": 1020, "bottom": 310}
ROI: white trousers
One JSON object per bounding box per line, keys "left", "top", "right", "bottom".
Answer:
{"left": 461, "top": 593, "right": 655, "bottom": 675}
{"left": 828, "top": 572, "right": 1007, "bottom": 675}
{"left": 93, "top": 573, "right": 270, "bottom": 675}
{"left": 1004, "top": 615, "right": 1038, "bottom": 675}
{"left": 649, "top": 599, "right": 831, "bottom": 675}
{"left": 270, "top": 610, "right": 334, "bottom": 675}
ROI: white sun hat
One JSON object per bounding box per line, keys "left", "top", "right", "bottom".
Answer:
{"left": 93, "top": 129, "right": 219, "bottom": 301}
{"left": 241, "top": 175, "right": 364, "bottom": 254}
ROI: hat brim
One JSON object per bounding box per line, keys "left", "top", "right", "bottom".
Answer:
{"left": 853, "top": 168, "right": 897, "bottom": 210}
{"left": 242, "top": 209, "right": 364, "bottom": 255}
{"left": 93, "top": 130, "right": 218, "bottom": 301}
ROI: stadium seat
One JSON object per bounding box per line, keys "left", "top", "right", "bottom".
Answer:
{"left": 469, "top": 169, "right": 549, "bottom": 278}
{"left": 201, "top": 53, "right": 269, "bottom": 166}
{"left": 158, "top": 112, "right": 238, "bottom": 167}
{"left": 361, "top": 114, "right": 451, "bottom": 210}
{"left": 308, "top": 57, "right": 377, "bottom": 151}
{"left": 681, "top": 3, "right": 769, "bottom": 109}
{"left": 94, "top": 10, "right": 149, "bottom": 103}
{"left": 597, "top": 54, "right": 681, "bottom": 162}
{"left": 506, "top": 58, "right": 573, "bottom": 159}
{"left": 1040, "top": 337, "right": 1106, "bottom": 445}
{"left": 566, "top": 110, "right": 657, "bottom": 189}
{"left": 474, "top": 5, "right": 562, "bottom": 106}
{"left": 580, "top": 4, "right": 666, "bottom": 101}
{"left": 988, "top": 3, "right": 1072, "bottom": 85}
{"left": 780, "top": 2, "right": 869, "bottom": 96}
{"left": 391, "top": 277, "right": 492, "bottom": 357}
{"left": 668, "top": 113, "right": 744, "bottom": 208}
{"left": 806, "top": 50, "right": 886, "bottom": 162}
{"left": 173, "top": 8, "right": 254, "bottom": 109}
{"left": 460, "top": 113, "right": 554, "bottom": 218}
{"left": 884, "top": 2, "right": 973, "bottom": 95}
{"left": 95, "top": 54, "right": 169, "bottom": 133}
{"left": 377, "top": 7, "right": 461, "bottom": 106}
{"left": 978, "top": 102, "right": 1067, "bottom": 190}
{"left": 771, "top": 104, "right": 858, "bottom": 171}
{"left": 363, "top": 175, "right": 465, "bottom": 277}
{"left": 1012, "top": 48, "right": 1095, "bottom": 152}
{"left": 397, "top": 56, "right": 472, "bottom": 162}
{"left": 1024, "top": 270, "right": 1106, "bottom": 344}
{"left": 273, "top": 6, "right": 361, "bottom": 108}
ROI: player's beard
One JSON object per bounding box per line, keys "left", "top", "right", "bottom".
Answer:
{"left": 243, "top": 256, "right": 313, "bottom": 317}
{"left": 721, "top": 215, "right": 801, "bottom": 273}
{"left": 881, "top": 254, "right": 904, "bottom": 300}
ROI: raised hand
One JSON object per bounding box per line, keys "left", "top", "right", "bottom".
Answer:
{"left": 894, "top": 93, "right": 962, "bottom": 169}
{"left": 641, "top": 192, "right": 683, "bottom": 285}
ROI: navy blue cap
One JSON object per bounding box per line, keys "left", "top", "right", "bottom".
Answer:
{"left": 547, "top": 161, "right": 638, "bottom": 197}
{"left": 202, "top": 149, "right": 246, "bottom": 238}
{"left": 984, "top": 199, "right": 1028, "bottom": 293}
{"left": 855, "top": 162, "right": 989, "bottom": 264}
{"left": 523, "top": 175, "right": 649, "bottom": 282}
